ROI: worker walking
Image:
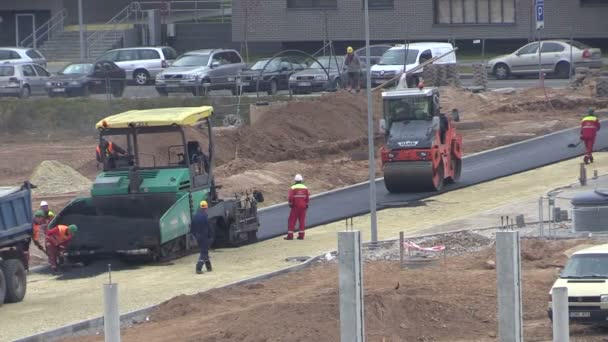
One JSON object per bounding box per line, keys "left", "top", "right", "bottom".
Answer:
{"left": 39, "top": 200, "right": 55, "bottom": 225}
{"left": 45, "top": 224, "right": 78, "bottom": 274}
{"left": 344, "top": 46, "right": 361, "bottom": 93}
{"left": 285, "top": 174, "right": 310, "bottom": 240}
{"left": 192, "top": 200, "right": 213, "bottom": 274}
{"left": 580, "top": 108, "right": 601, "bottom": 164}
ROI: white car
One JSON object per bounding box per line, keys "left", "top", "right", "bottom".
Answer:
{"left": 0, "top": 47, "right": 47, "bottom": 68}
{"left": 371, "top": 42, "right": 456, "bottom": 88}
{"left": 548, "top": 243, "right": 608, "bottom": 324}
{"left": 0, "top": 63, "right": 50, "bottom": 98}
{"left": 97, "top": 46, "right": 177, "bottom": 85}
{"left": 488, "top": 40, "right": 602, "bottom": 80}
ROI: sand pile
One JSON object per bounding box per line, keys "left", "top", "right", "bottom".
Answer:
{"left": 30, "top": 160, "right": 92, "bottom": 195}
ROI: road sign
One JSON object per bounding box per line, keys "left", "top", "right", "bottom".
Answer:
{"left": 536, "top": 0, "right": 544, "bottom": 30}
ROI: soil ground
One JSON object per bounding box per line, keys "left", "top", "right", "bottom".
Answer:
{"left": 62, "top": 239, "right": 608, "bottom": 342}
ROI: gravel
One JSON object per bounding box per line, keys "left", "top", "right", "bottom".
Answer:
{"left": 30, "top": 160, "right": 92, "bottom": 195}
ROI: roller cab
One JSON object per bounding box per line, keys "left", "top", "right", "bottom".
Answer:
{"left": 379, "top": 87, "right": 463, "bottom": 193}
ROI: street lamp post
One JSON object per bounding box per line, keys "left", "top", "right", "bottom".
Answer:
{"left": 363, "top": 0, "right": 378, "bottom": 244}
{"left": 78, "top": 0, "right": 85, "bottom": 61}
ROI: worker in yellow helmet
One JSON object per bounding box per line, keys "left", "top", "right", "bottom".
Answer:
{"left": 191, "top": 200, "right": 212, "bottom": 274}
{"left": 344, "top": 46, "right": 361, "bottom": 93}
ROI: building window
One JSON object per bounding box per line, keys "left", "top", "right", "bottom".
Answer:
{"left": 287, "top": 0, "right": 337, "bottom": 9}
{"left": 435, "top": 0, "right": 515, "bottom": 24}
{"left": 364, "top": 0, "right": 394, "bottom": 9}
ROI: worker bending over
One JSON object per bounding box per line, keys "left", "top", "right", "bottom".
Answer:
{"left": 285, "top": 174, "right": 310, "bottom": 240}
{"left": 192, "top": 200, "right": 213, "bottom": 274}
{"left": 45, "top": 224, "right": 78, "bottom": 274}
{"left": 581, "top": 108, "right": 601, "bottom": 164}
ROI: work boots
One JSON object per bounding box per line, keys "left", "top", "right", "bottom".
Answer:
{"left": 205, "top": 260, "right": 213, "bottom": 272}
{"left": 297, "top": 233, "right": 305, "bottom": 240}
{"left": 584, "top": 156, "right": 590, "bottom": 165}
{"left": 195, "top": 261, "right": 204, "bottom": 274}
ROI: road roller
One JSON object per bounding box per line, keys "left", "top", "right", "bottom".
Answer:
{"left": 379, "top": 87, "right": 463, "bottom": 193}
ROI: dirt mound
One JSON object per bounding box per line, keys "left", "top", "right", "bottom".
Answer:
{"left": 30, "top": 160, "right": 92, "bottom": 195}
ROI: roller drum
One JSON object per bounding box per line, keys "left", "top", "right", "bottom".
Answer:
{"left": 383, "top": 161, "right": 442, "bottom": 193}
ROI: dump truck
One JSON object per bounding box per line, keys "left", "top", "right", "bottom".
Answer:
{"left": 50, "top": 106, "right": 263, "bottom": 262}
{"left": 0, "top": 182, "right": 32, "bottom": 305}
{"left": 379, "top": 87, "right": 463, "bottom": 193}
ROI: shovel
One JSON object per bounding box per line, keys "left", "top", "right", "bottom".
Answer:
{"left": 568, "top": 140, "right": 582, "bottom": 148}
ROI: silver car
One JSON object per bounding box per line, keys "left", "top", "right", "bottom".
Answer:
{"left": 155, "top": 49, "right": 246, "bottom": 96}
{"left": 488, "top": 40, "right": 602, "bottom": 80}
{"left": 0, "top": 63, "right": 50, "bottom": 98}
{"left": 0, "top": 47, "right": 47, "bottom": 68}
{"left": 96, "top": 46, "right": 177, "bottom": 85}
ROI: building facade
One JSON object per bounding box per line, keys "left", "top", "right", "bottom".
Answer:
{"left": 232, "top": 0, "right": 608, "bottom": 46}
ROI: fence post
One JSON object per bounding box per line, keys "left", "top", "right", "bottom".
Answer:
{"left": 399, "top": 231, "right": 404, "bottom": 269}
{"left": 338, "top": 231, "right": 365, "bottom": 342}
{"left": 103, "top": 283, "right": 120, "bottom": 342}
{"left": 496, "top": 231, "right": 523, "bottom": 342}
{"left": 552, "top": 286, "right": 569, "bottom": 342}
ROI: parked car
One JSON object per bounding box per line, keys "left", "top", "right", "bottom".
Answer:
{"left": 0, "top": 63, "right": 50, "bottom": 98}
{"left": 356, "top": 44, "right": 392, "bottom": 66}
{"left": 0, "top": 47, "right": 47, "bottom": 68}
{"left": 548, "top": 243, "right": 608, "bottom": 324}
{"left": 155, "top": 48, "right": 245, "bottom": 96}
{"left": 371, "top": 42, "right": 456, "bottom": 88}
{"left": 487, "top": 40, "right": 602, "bottom": 80}
{"left": 96, "top": 46, "right": 177, "bottom": 85}
{"left": 238, "top": 57, "right": 304, "bottom": 95}
{"left": 45, "top": 61, "right": 127, "bottom": 98}
{"left": 289, "top": 56, "right": 346, "bottom": 93}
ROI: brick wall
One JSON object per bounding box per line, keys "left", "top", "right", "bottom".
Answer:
{"left": 233, "top": 0, "right": 608, "bottom": 43}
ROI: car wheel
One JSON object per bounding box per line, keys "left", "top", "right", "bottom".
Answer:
{"left": 493, "top": 63, "right": 510, "bottom": 80}
{"left": 555, "top": 62, "right": 571, "bottom": 79}
{"left": 2, "top": 259, "right": 26, "bottom": 303}
{"left": 333, "top": 78, "right": 341, "bottom": 91}
{"left": 19, "top": 86, "right": 30, "bottom": 99}
{"left": 268, "top": 80, "right": 278, "bottom": 95}
{"left": 133, "top": 69, "right": 150, "bottom": 86}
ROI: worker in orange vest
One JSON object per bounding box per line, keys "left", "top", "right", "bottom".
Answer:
{"left": 285, "top": 174, "right": 310, "bottom": 240}
{"left": 45, "top": 224, "right": 78, "bottom": 274}
{"left": 580, "top": 108, "right": 601, "bottom": 164}
{"left": 31, "top": 210, "right": 47, "bottom": 252}
{"left": 96, "top": 138, "right": 126, "bottom": 168}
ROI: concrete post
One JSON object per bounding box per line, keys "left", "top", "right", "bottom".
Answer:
{"left": 338, "top": 231, "right": 365, "bottom": 342}
{"left": 496, "top": 231, "right": 523, "bottom": 342}
{"left": 103, "top": 283, "right": 121, "bottom": 342}
{"left": 399, "top": 231, "right": 404, "bottom": 269}
{"left": 78, "top": 0, "right": 85, "bottom": 61}
{"left": 552, "top": 287, "right": 569, "bottom": 342}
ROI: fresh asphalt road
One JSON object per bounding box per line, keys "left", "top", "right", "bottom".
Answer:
{"left": 256, "top": 123, "right": 608, "bottom": 240}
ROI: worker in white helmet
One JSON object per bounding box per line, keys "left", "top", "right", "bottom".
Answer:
{"left": 285, "top": 174, "right": 310, "bottom": 240}
{"left": 39, "top": 200, "right": 55, "bottom": 225}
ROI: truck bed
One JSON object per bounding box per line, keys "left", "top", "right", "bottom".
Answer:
{"left": 0, "top": 185, "right": 33, "bottom": 249}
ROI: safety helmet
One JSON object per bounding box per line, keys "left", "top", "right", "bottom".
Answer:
{"left": 68, "top": 224, "right": 78, "bottom": 233}
{"left": 588, "top": 107, "right": 596, "bottom": 115}
{"left": 40, "top": 200, "right": 49, "bottom": 207}
{"left": 200, "top": 200, "right": 209, "bottom": 208}
{"left": 34, "top": 210, "right": 45, "bottom": 217}
{"left": 347, "top": 46, "right": 354, "bottom": 53}
{"left": 294, "top": 174, "right": 303, "bottom": 182}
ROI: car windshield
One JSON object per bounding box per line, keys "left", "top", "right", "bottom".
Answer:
{"left": 570, "top": 40, "right": 591, "bottom": 50}
{"left": 172, "top": 54, "right": 210, "bottom": 67}
{"left": 60, "top": 63, "right": 94, "bottom": 75}
{"left": 251, "top": 59, "right": 281, "bottom": 71}
{"left": 561, "top": 254, "right": 608, "bottom": 278}
{"left": 309, "top": 57, "right": 343, "bottom": 69}
{"left": 0, "top": 66, "right": 15, "bottom": 76}
{"left": 379, "top": 49, "right": 419, "bottom": 66}
{"left": 384, "top": 96, "right": 432, "bottom": 122}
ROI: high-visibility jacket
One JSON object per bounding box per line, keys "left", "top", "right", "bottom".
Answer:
{"left": 581, "top": 115, "right": 601, "bottom": 139}
{"left": 96, "top": 142, "right": 116, "bottom": 161}
{"left": 43, "top": 210, "right": 55, "bottom": 224}
{"left": 46, "top": 225, "right": 73, "bottom": 245}
{"left": 288, "top": 183, "right": 310, "bottom": 209}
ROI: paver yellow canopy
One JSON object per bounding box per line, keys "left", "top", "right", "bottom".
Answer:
{"left": 51, "top": 105, "right": 261, "bottom": 263}
{"left": 95, "top": 106, "right": 214, "bottom": 129}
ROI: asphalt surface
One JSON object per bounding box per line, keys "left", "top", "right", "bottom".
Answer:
{"left": 256, "top": 123, "right": 608, "bottom": 240}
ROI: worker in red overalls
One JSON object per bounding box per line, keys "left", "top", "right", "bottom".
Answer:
{"left": 285, "top": 174, "right": 310, "bottom": 240}
{"left": 580, "top": 108, "right": 601, "bottom": 164}
{"left": 45, "top": 224, "right": 78, "bottom": 274}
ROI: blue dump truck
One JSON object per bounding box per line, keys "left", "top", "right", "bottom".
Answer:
{"left": 0, "top": 182, "right": 32, "bottom": 305}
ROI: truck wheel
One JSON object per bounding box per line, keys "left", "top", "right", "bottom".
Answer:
{"left": 2, "top": 259, "right": 26, "bottom": 303}
{"left": 0, "top": 267, "right": 6, "bottom": 305}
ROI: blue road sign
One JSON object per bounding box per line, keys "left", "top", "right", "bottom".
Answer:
{"left": 536, "top": 0, "right": 544, "bottom": 29}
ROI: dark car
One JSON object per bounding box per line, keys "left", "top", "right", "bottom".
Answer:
{"left": 46, "top": 61, "right": 127, "bottom": 98}
{"left": 289, "top": 56, "right": 346, "bottom": 94}
{"left": 238, "top": 58, "right": 304, "bottom": 95}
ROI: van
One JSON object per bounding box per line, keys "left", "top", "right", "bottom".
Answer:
{"left": 371, "top": 42, "right": 456, "bottom": 88}
{"left": 548, "top": 243, "right": 608, "bottom": 324}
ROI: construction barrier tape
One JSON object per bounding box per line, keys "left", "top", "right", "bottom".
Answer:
{"left": 403, "top": 241, "right": 446, "bottom": 252}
